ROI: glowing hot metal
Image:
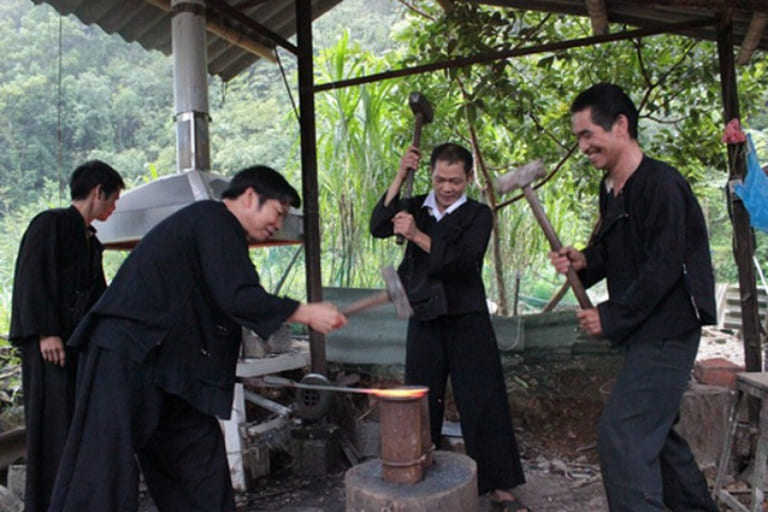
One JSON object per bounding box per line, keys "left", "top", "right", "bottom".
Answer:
{"left": 262, "top": 375, "right": 427, "bottom": 399}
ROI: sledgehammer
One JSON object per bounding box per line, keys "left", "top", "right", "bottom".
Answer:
{"left": 340, "top": 265, "right": 413, "bottom": 318}
{"left": 397, "top": 92, "right": 434, "bottom": 245}
{"left": 494, "top": 161, "right": 593, "bottom": 309}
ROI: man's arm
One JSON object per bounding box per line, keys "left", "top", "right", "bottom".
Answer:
{"left": 195, "top": 207, "right": 345, "bottom": 338}
{"left": 11, "top": 213, "right": 66, "bottom": 341}
{"left": 288, "top": 303, "right": 346, "bottom": 334}
{"left": 383, "top": 146, "right": 419, "bottom": 207}
{"left": 371, "top": 146, "right": 421, "bottom": 239}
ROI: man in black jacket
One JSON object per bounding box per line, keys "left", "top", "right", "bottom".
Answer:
{"left": 371, "top": 143, "right": 527, "bottom": 511}
{"left": 48, "top": 165, "right": 346, "bottom": 512}
{"left": 550, "top": 83, "right": 718, "bottom": 511}
{"left": 9, "top": 160, "right": 124, "bottom": 512}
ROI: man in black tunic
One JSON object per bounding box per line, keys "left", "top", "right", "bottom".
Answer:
{"left": 550, "top": 83, "right": 718, "bottom": 511}
{"left": 9, "top": 160, "right": 124, "bottom": 512}
{"left": 370, "top": 143, "right": 527, "bottom": 511}
{"left": 48, "top": 165, "right": 346, "bottom": 512}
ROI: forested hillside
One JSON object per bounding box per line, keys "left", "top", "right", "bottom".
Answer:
{"left": 1, "top": 0, "right": 767, "bottom": 339}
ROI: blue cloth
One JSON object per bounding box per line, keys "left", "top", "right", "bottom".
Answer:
{"left": 734, "top": 134, "right": 768, "bottom": 233}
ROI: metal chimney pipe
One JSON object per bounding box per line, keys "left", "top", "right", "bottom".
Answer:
{"left": 171, "top": 0, "right": 210, "bottom": 172}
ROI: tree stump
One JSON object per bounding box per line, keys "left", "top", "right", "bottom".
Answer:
{"left": 345, "top": 451, "right": 478, "bottom": 512}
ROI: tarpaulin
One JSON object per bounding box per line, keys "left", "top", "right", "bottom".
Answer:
{"left": 733, "top": 134, "right": 768, "bottom": 233}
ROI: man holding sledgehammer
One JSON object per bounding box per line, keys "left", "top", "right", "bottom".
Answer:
{"left": 549, "top": 83, "right": 718, "bottom": 511}
{"left": 371, "top": 143, "right": 528, "bottom": 512}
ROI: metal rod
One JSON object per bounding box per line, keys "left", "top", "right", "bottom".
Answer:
{"left": 243, "top": 389, "right": 293, "bottom": 417}
{"left": 262, "top": 375, "right": 381, "bottom": 395}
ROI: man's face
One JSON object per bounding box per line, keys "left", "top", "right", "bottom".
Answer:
{"left": 431, "top": 159, "right": 470, "bottom": 212}
{"left": 572, "top": 107, "right": 623, "bottom": 172}
{"left": 242, "top": 193, "right": 289, "bottom": 243}
{"left": 94, "top": 188, "right": 120, "bottom": 222}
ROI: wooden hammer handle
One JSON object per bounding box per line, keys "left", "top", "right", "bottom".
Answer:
{"left": 340, "top": 291, "right": 390, "bottom": 316}
{"left": 522, "top": 187, "right": 594, "bottom": 309}
{"left": 396, "top": 113, "right": 425, "bottom": 245}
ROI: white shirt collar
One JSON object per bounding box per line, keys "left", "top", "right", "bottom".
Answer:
{"left": 422, "top": 190, "right": 467, "bottom": 222}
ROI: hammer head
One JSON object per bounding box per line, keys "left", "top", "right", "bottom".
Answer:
{"left": 381, "top": 265, "right": 413, "bottom": 319}
{"left": 409, "top": 92, "right": 434, "bottom": 124}
{"left": 493, "top": 160, "right": 546, "bottom": 195}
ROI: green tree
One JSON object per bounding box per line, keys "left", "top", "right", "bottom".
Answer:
{"left": 382, "top": 3, "right": 767, "bottom": 309}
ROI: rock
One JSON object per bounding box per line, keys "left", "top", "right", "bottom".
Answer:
{"left": 0, "top": 485, "right": 23, "bottom": 512}
{"left": 693, "top": 357, "right": 744, "bottom": 388}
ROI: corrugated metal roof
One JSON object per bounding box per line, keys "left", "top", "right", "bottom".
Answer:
{"left": 477, "top": 1, "right": 768, "bottom": 54}
{"left": 31, "top": 1, "right": 768, "bottom": 85}
{"left": 31, "top": 0, "right": 344, "bottom": 81}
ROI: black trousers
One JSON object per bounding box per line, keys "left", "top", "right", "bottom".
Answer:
{"left": 20, "top": 341, "right": 78, "bottom": 512}
{"left": 405, "top": 312, "right": 525, "bottom": 494}
{"left": 598, "top": 329, "right": 718, "bottom": 512}
{"left": 48, "top": 344, "right": 234, "bottom": 512}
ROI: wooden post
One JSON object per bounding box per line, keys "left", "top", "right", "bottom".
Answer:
{"left": 716, "top": 14, "right": 762, "bottom": 376}
{"left": 296, "top": 1, "right": 326, "bottom": 375}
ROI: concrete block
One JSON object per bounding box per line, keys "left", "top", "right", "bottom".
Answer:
{"left": 0, "top": 485, "right": 23, "bottom": 512}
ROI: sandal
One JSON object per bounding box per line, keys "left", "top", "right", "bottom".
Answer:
{"left": 490, "top": 497, "right": 531, "bottom": 512}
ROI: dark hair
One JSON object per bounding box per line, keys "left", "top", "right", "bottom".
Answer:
{"left": 429, "top": 143, "right": 473, "bottom": 175}
{"left": 570, "top": 83, "right": 639, "bottom": 140}
{"left": 70, "top": 160, "right": 125, "bottom": 200}
{"left": 222, "top": 165, "right": 301, "bottom": 208}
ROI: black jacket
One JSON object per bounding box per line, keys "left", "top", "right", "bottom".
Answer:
{"left": 69, "top": 201, "right": 299, "bottom": 418}
{"left": 10, "top": 206, "right": 106, "bottom": 345}
{"left": 370, "top": 193, "right": 491, "bottom": 319}
{"left": 580, "top": 155, "right": 716, "bottom": 346}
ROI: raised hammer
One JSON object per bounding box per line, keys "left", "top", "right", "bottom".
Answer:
{"left": 494, "top": 161, "right": 594, "bottom": 309}
{"left": 340, "top": 265, "right": 413, "bottom": 318}
{"left": 397, "top": 92, "right": 434, "bottom": 245}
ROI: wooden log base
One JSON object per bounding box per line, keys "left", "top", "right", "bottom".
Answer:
{"left": 345, "top": 450, "right": 479, "bottom": 511}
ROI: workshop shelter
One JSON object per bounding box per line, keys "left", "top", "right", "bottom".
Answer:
{"left": 31, "top": 0, "right": 768, "bottom": 374}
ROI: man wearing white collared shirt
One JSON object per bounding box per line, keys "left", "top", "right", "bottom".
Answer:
{"left": 422, "top": 187, "right": 467, "bottom": 221}
{"left": 370, "top": 143, "right": 528, "bottom": 510}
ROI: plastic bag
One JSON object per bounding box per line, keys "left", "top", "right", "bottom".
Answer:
{"left": 733, "top": 134, "right": 768, "bottom": 233}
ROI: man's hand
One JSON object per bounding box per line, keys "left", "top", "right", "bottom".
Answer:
{"left": 577, "top": 308, "right": 603, "bottom": 337}
{"left": 384, "top": 146, "right": 421, "bottom": 207}
{"left": 392, "top": 211, "right": 419, "bottom": 241}
{"left": 290, "top": 302, "right": 347, "bottom": 334}
{"left": 548, "top": 246, "right": 587, "bottom": 274}
{"left": 392, "top": 211, "right": 431, "bottom": 252}
{"left": 40, "top": 336, "right": 66, "bottom": 367}
{"left": 398, "top": 146, "right": 421, "bottom": 180}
